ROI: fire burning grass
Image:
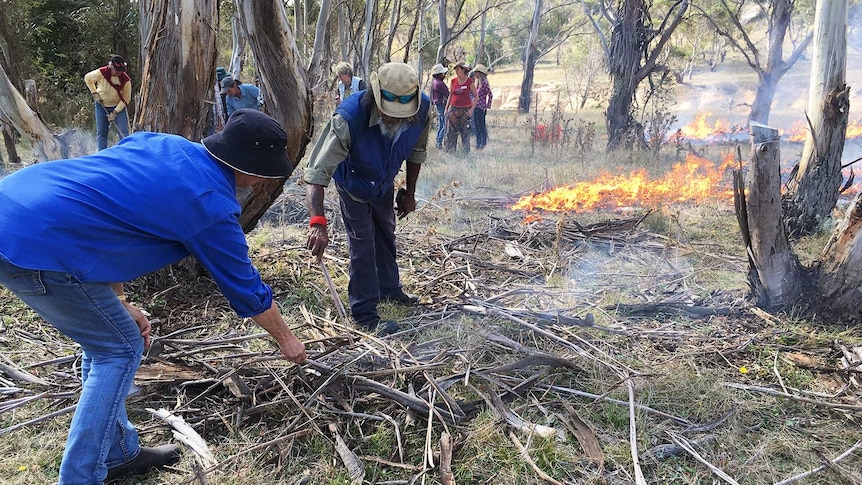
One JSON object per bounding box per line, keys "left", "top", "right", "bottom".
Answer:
{"left": 512, "top": 153, "right": 738, "bottom": 214}
{"left": 673, "top": 112, "right": 862, "bottom": 144}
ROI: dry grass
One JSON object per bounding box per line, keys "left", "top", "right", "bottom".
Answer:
{"left": 2, "top": 62, "right": 862, "bottom": 485}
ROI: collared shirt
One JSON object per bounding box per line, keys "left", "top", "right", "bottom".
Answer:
{"left": 476, "top": 78, "right": 493, "bottom": 110}
{"left": 84, "top": 68, "right": 133, "bottom": 112}
{"left": 431, "top": 77, "right": 449, "bottom": 106}
{"left": 0, "top": 132, "right": 272, "bottom": 318}
{"left": 226, "top": 84, "right": 262, "bottom": 116}
{"left": 303, "top": 104, "right": 430, "bottom": 188}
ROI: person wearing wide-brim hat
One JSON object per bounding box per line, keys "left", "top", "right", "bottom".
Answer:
{"left": 444, "top": 60, "right": 478, "bottom": 155}
{"left": 304, "top": 62, "right": 432, "bottom": 336}
{"left": 0, "top": 108, "right": 306, "bottom": 484}
{"left": 429, "top": 63, "right": 450, "bottom": 149}
{"left": 471, "top": 64, "right": 493, "bottom": 149}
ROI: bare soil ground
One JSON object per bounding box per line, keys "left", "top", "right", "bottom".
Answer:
{"left": 1, "top": 59, "right": 862, "bottom": 485}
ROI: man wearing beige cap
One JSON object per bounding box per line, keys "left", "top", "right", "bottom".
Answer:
{"left": 304, "top": 62, "right": 431, "bottom": 336}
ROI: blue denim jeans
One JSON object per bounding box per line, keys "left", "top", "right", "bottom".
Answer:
{"left": 0, "top": 256, "right": 143, "bottom": 484}
{"left": 94, "top": 103, "right": 130, "bottom": 151}
{"left": 336, "top": 184, "right": 402, "bottom": 326}
{"left": 474, "top": 108, "right": 488, "bottom": 148}
{"left": 435, "top": 103, "right": 447, "bottom": 148}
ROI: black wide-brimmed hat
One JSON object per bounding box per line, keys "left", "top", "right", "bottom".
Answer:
{"left": 202, "top": 109, "right": 293, "bottom": 178}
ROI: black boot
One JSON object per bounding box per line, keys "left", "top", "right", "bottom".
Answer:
{"left": 105, "top": 444, "right": 181, "bottom": 482}
{"left": 359, "top": 319, "right": 401, "bottom": 336}
{"left": 381, "top": 290, "right": 419, "bottom": 305}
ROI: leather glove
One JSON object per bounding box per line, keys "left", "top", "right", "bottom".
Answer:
{"left": 106, "top": 111, "right": 117, "bottom": 122}
{"left": 92, "top": 92, "right": 102, "bottom": 104}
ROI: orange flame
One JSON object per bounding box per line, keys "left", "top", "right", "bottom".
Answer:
{"left": 512, "top": 154, "right": 737, "bottom": 213}
{"left": 784, "top": 119, "right": 862, "bottom": 142}
{"left": 678, "top": 113, "right": 741, "bottom": 141}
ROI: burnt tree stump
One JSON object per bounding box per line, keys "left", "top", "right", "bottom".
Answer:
{"left": 737, "top": 123, "right": 803, "bottom": 309}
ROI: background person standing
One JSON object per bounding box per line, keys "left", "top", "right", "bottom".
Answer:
{"left": 334, "top": 62, "right": 367, "bottom": 105}
{"left": 220, "top": 76, "right": 262, "bottom": 117}
{"left": 429, "top": 63, "right": 449, "bottom": 149}
{"left": 84, "top": 55, "right": 131, "bottom": 150}
{"left": 472, "top": 64, "right": 493, "bottom": 149}
{"left": 444, "top": 61, "right": 477, "bottom": 155}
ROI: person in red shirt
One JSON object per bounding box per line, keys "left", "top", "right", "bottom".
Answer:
{"left": 444, "top": 61, "right": 477, "bottom": 155}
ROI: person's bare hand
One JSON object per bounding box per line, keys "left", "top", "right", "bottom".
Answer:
{"left": 279, "top": 335, "right": 307, "bottom": 363}
{"left": 122, "top": 301, "right": 151, "bottom": 348}
{"left": 307, "top": 225, "right": 329, "bottom": 262}
{"left": 396, "top": 192, "right": 416, "bottom": 219}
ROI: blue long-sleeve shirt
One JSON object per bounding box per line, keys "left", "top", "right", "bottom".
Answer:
{"left": 225, "top": 84, "right": 262, "bottom": 116}
{"left": 0, "top": 132, "right": 272, "bottom": 317}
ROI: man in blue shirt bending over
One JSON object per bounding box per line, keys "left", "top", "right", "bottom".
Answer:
{"left": 0, "top": 109, "right": 306, "bottom": 485}
{"left": 219, "top": 75, "right": 262, "bottom": 117}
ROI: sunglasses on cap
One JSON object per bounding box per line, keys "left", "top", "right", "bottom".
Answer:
{"left": 380, "top": 89, "right": 417, "bottom": 104}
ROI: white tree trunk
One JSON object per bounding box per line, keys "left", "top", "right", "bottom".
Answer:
{"left": 338, "top": 2, "right": 349, "bottom": 61}
{"left": 0, "top": 62, "right": 65, "bottom": 161}
{"left": 361, "top": 0, "right": 375, "bottom": 77}
{"left": 307, "top": 0, "right": 333, "bottom": 91}
{"left": 785, "top": 0, "right": 849, "bottom": 235}
{"left": 229, "top": 13, "right": 247, "bottom": 79}
{"left": 294, "top": 0, "right": 305, "bottom": 57}
{"left": 436, "top": 0, "right": 449, "bottom": 63}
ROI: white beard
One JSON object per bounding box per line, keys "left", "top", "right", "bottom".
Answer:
{"left": 379, "top": 119, "right": 406, "bottom": 139}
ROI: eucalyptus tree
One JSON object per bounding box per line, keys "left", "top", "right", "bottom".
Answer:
{"left": 136, "top": 0, "right": 217, "bottom": 140}
{"left": 694, "top": 0, "right": 813, "bottom": 126}
{"left": 436, "top": 0, "right": 517, "bottom": 64}
{"left": 784, "top": 0, "right": 850, "bottom": 236}
{"left": 0, "top": 63, "right": 68, "bottom": 161}
{"left": 234, "top": 0, "right": 313, "bottom": 232}
{"left": 517, "top": 0, "right": 583, "bottom": 113}
{"left": 585, "top": 0, "right": 689, "bottom": 150}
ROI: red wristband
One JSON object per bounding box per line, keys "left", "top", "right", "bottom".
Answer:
{"left": 310, "top": 215, "right": 327, "bottom": 228}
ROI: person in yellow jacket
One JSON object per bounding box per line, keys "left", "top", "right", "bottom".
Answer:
{"left": 84, "top": 55, "right": 132, "bottom": 150}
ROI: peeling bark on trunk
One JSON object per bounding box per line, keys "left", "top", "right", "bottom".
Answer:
{"left": 1, "top": 123, "right": 19, "bottom": 164}
{"left": 235, "top": 0, "right": 313, "bottom": 232}
{"left": 605, "top": 0, "right": 643, "bottom": 149}
{"left": 0, "top": 63, "right": 66, "bottom": 161}
{"left": 818, "top": 193, "right": 862, "bottom": 316}
{"left": 604, "top": 0, "right": 687, "bottom": 150}
{"left": 740, "top": 124, "right": 802, "bottom": 309}
{"left": 784, "top": 0, "right": 849, "bottom": 236}
{"left": 136, "top": 0, "right": 217, "bottom": 140}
